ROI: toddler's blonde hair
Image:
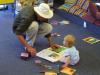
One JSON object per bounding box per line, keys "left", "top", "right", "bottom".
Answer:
{"left": 64, "top": 35, "right": 75, "bottom": 47}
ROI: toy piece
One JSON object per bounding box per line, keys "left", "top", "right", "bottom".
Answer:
{"left": 50, "top": 20, "right": 59, "bottom": 26}
{"left": 35, "top": 60, "right": 52, "bottom": 69}
{"left": 35, "top": 59, "right": 41, "bottom": 63}
{"left": 59, "top": 20, "right": 70, "bottom": 25}
{"left": 60, "top": 67, "right": 76, "bottom": 75}
{"left": 20, "top": 52, "right": 30, "bottom": 60}
{"left": 51, "top": 32, "right": 61, "bottom": 37}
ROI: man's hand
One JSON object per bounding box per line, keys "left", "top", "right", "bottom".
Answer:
{"left": 26, "top": 46, "right": 37, "bottom": 57}
{"left": 51, "top": 44, "right": 60, "bottom": 49}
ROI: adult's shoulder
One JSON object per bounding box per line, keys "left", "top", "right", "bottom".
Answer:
{"left": 22, "top": 6, "right": 34, "bottom": 10}
{"left": 20, "top": 6, "right": 34, "bottom": 13}
{"left": 18, "top": 6, "right": 35, "bottom": 19}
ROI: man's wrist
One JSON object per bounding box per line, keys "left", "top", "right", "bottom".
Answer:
{"left": 25, "top": 44, "right": 32, "bottom": 48}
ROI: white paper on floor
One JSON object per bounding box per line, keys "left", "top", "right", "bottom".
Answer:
{"left": 59, "top": 20, "right": 70, "bottom": 25}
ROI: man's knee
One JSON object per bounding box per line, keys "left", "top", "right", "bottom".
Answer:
{"left": 43, "top": 23, "right": 53, "bottom": 33}
{"left": 48, "top": 24, "right": 53, "bottom": 32}
{"left": 29, "top": 21, "right": 39, "bottom": 31}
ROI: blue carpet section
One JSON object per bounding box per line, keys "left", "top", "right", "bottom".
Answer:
{"left": 55, "top": 9, "right": 100, "bottom": 35}
{"left": 0, "top": 10, "right": 100, "bottom": 75}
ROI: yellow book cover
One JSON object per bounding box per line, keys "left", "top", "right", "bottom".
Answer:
{"left": 45, "top": 71, "right": 57, "bottom": 75}
{"left": 60, "top": 67, "right": 76, "bottom": 75}
{"left": 83, "top": 37, "right": 100, "bottom": 44}
{"left": 0, "top": 0, "right": 14, "bottom": 4}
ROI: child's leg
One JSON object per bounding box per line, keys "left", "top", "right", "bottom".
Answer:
{"left": 60, "top": 56, "right": 71, "bottom": 68}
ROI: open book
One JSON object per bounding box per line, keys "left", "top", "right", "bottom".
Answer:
{"left": 36, "top": 46, "right": 66, "bottom": 62}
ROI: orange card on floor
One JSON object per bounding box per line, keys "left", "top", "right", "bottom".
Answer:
{"left": 60, "top": 67, "right": 76, "bottom": 75}
{"left": 45, "top": 71, "right": 57, "bottom": 75}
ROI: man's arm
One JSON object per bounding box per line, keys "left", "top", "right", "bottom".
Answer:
{"left": 16, "top": 35, "right": 36, "bottom": 56}
{"left": 13, "top": 6, "right": 36, "bottom": 56}
{"left": 16, "top": 35, "right": 30, "bottom": 48}
{"left": 45, "top": 33, "right": 53, "bottom": 46}
{"left": 47, "top": 36, "right": 52, "bottom": 46}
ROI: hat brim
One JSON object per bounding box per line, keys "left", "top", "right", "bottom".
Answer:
{"left": 34, "top": 7, "right": 53, "bottom": 19}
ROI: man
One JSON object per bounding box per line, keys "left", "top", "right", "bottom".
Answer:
{"left": 13, "top": 3, "right": 53, "bottom": 57}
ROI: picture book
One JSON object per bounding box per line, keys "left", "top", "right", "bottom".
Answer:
{"left": 83, "top": 37, "right": 100, "bottom": 44}
{"left": 60, "top": 67, "right": 76, "bottom": 75}
{"left": 36, "top": 46, "right": 66, "bottom": 62}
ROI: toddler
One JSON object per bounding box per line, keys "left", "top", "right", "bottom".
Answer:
{"left": 60, "top": 35, "right": 80, "bottom": 67}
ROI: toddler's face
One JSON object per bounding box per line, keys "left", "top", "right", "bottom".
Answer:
{"left": 63, "top": 40, "right": 68, "bottom": 47}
